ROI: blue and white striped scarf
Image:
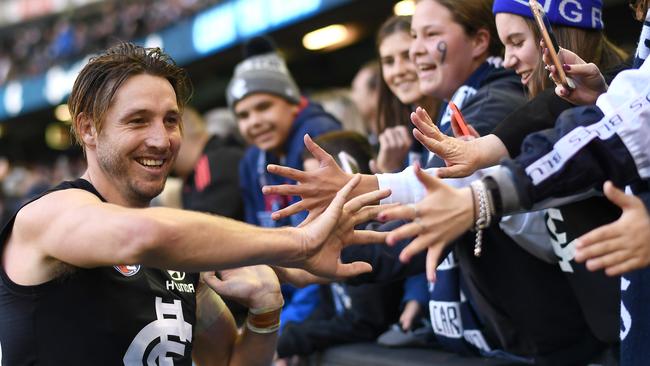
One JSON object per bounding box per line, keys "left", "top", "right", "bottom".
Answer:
{"left": 633, "top": 10, "right": 650, "bottom": 68}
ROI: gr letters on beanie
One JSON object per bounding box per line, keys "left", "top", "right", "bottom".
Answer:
{"left": 226, "top": 52, "right": 301, "bottom": 109}
{"left": 492, "top": 0, "right": 604, "bottom": 30}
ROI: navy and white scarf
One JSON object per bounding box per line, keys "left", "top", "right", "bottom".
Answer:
{"left": 633, "top": 11, "right": 650, "bottom": 68}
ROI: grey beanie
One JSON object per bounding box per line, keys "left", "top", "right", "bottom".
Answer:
{"left": 226, "top": 52, "right": 301, "bottom": 109}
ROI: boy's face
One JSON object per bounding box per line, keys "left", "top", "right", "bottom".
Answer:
{"left": 234, "top": 93, "right": 299, "bottom": 154}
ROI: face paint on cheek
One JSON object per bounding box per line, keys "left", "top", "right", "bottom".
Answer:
{"left": 436, "top": 41, "right": 448, "bottom": 65}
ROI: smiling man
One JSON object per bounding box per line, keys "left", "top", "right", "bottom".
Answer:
{"left": 0, "top": 43, "right": 383, "bottom": 365}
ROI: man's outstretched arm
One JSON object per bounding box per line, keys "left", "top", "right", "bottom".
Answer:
{"left": 4, "top": 176, "right": 386, "bottom": 286}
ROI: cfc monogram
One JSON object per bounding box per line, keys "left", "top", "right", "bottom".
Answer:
{"left": 123, "top": 297, "right": 192, "bottom": 365}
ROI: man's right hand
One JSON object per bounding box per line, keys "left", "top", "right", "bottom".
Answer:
{"left": 286, "top": 175, "right": 393, "bottom": 280}
{"left": 263, "top": 134, "right": 352, "bottom": 221}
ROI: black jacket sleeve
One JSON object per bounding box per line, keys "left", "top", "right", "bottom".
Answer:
{"left": 492, "top": 88, "right": 574, "bottom": 158}
{"left": 491, "top": 62, "right": 631, "bottom": 160}
{"left": 460, "top": 79, "right": 527, "bottom": 138}
{"left": 492, "top": 105, "right": 641, "bottom": 211}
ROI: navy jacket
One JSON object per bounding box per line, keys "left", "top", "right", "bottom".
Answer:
{"left": 239, "top": 100, "right": 341, "bottom": 227}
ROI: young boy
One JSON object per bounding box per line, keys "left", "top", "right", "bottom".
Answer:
{"left": 227, "top": 39, "right": 342, "bottom": 328}
{"left": 227, "top": 41, "right": 342, "bottom": 228}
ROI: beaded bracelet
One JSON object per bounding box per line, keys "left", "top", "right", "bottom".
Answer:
{"left": 246, "top": 306, "right": 282, "bottom": 334}
{"left": 470, "top": 180, "right": 492, "bottom": 257}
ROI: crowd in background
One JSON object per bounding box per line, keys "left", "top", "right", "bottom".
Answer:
{"left": 1, "top": 0, "right": 650, "bottom": 365}
{"left": 0, "top": 0, "right": 221, "bottom": 86}
{"left": 0, "top": 155, "right": 85, "bottom": 228}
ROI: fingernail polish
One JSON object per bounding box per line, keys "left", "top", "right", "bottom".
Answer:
{"left": 563, "top": 64, "right": 571, "bottom": 71}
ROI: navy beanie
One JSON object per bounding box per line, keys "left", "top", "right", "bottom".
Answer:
{"left": 492, "top": 0, "right": 604, "bottom": 30}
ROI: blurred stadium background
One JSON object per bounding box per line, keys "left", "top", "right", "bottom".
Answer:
{"left": 0, "top": 0, "right": 637, "bottom": 170}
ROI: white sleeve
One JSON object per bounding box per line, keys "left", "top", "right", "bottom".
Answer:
{"left": 376, "top": 166, "right": 435, "bottom": 205}
{"left": 598, "top": 57, "right": 650, "bottom": 179}
{"left": 376, "top": 166, "right": 498, "bottom": 205}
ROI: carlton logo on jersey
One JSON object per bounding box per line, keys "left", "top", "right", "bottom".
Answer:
{"left": 123, "top": 297, "right": 192, "bottom": 365}
{"left": 114, "top": 264, "right": 141, "bottom": 276}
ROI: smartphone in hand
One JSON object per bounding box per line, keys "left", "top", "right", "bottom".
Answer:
{"left": 448, "top": 101, "right": 471, "bottom": 137}
{"left": 529, "top": 0, "right": 575, "bottom": 90}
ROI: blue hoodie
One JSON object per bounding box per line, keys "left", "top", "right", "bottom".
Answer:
{"left": 239, "top": 99, "right": 341, "bottom": 228}
{"left": 239, "top": 98, "right": 341, "bottom": 328}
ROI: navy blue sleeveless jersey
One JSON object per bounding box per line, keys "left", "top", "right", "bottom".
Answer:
{"left": 0, "top": 179, "right": 199, "bottom": 365}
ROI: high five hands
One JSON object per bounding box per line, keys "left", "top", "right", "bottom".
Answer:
{"left": 263, "top": 134, "right": 354, "bottom": 222}
{"left": 291, "top": 175, "right": 392, "bottom": 280}
{"left": 378, "top": 163, "right": 474, "bottom": 281}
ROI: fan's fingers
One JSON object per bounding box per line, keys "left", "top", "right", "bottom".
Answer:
{"left": 267, "top": 164, "right": 308, "bottom": 181}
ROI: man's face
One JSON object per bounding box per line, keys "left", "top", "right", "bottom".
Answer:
{"left": 234, "top": 93, "right": 298, "bottom": 153}
{"left": 95, "top": 73, "right": 182, "bottom": 205}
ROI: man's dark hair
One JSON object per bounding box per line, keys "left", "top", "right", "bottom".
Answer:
{"left": 68, "top": 42, "right": 192, "bottom": 145}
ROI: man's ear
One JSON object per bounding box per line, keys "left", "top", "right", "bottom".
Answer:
{"left": 471, "top": 28, "right": 490, "bottom": 59}
{"left": 77, "top": 112, "right": 97, "bottom": 148}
